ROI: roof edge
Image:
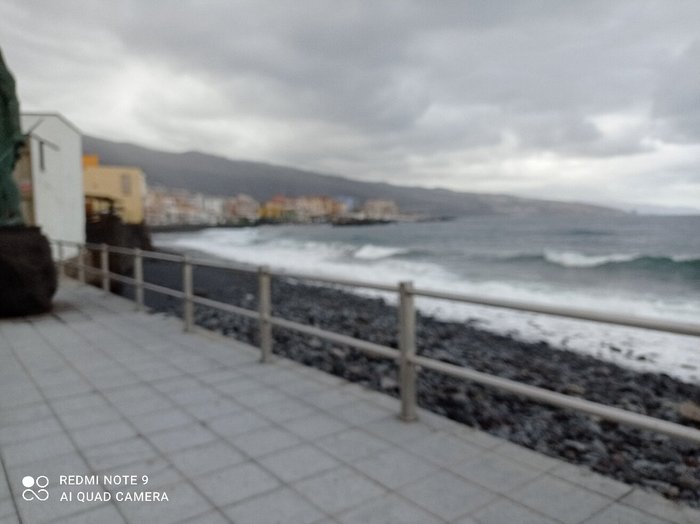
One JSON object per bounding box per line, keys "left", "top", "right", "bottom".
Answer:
{"left": 21, "top": 112, "right": 82, "bottom": 135}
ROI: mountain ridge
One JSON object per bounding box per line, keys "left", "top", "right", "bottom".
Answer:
{"left": 82, "top": 135, "right": 625, "bottom": 217}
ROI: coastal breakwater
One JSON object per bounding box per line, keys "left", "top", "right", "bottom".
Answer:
{"left": 125, "top": 256, "right": 700, "bottom": 508}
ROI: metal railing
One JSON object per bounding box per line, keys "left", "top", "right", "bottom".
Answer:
{"left": 53, "top": 239, "right": 700, "bottom": 444}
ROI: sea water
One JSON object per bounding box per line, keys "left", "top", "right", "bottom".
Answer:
{"left": 154, "top": 214, "right": 700, "bottom": 382}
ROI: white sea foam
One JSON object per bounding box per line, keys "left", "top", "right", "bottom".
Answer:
{"left": 543, "top": 250, "right": 640, "bottom": 268}
{"left": 671, "top": 254, "right": 700, "bottom": 263}
{"left": 353, "top": 244, "right": 409, "bottom": 260}
{"left": 155, "top": 228, "right": 700, "bottom": 383}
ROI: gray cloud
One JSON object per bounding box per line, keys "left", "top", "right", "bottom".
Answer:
{"left": 2, "top": 0, "right": 700, "bottom": 208}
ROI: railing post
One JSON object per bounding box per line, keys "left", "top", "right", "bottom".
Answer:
{"left": 134, "top": 248, "right": 144, "bottom": 310}
{"left": 399, "top": 281, "right": 417, "bottom": 421}
{"left": 78, "top": 245, "right": 86, "bottom": 283}
{"left": 100, "top": 243, "right": 110, "bottom": 292}
{"left": 56, "top": 240, "right": 64, "bottom": 277}
{"left": 258, "top": 266, "right": 272, "bottom": 363}
{"left": 183, "top": 256, "right": 194, "bottom": 332}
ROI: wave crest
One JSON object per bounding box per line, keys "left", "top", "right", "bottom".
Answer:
{"left": 353, "top": 244, "right": 410, "bottom": 260}
{"left": 544, "top": 250, "right": 639, "bottom": 268}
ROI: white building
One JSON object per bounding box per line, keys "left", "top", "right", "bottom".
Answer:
{"left": 17, "top": 113, "right": 84, "bottom": 257}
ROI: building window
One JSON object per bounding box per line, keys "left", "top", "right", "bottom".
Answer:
{"left": 121, "top": 174, "right": 131, "bottom": 196}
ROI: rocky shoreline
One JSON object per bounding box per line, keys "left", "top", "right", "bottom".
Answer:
{"left": 126, "top": 256, "right": 700, "bottom": 507}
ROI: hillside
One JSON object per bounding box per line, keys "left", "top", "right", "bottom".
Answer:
{"left": 83, "top": 136, "right": 623, "bottom": 217}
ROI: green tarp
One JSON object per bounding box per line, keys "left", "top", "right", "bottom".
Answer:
{"left": 0, "top": 48, "right": 24, "bottom": 225}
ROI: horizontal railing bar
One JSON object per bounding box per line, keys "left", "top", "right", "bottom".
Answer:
{"left": 271, "top": 270, "right": 399, "bottom": 292}
{"left": 140, "top": 250, "right": 186, "bottom": 262}
{"left": 140, "top": 281, "right": 185, "bottom": 298}
{"left": 411, "top": 355, "right": 700, "bottom": 444}
{"left": 269, "top": 315, "right": 400, "bottom": 361}
{"left": 106, "top": 272, "right": 136, "bottom": 286}
{"left": 413, "top": 288, "right": 700, "bottom": 338}
{"left": 191, "top": 295, "right": 260, "bottom": 320}
{"left": 104, "top": 245, "right": 136, "bottom": 256}
{"left": 84, "top": 242, "right": 103, "bottom": 250}
{"left": 189, "top": 256, "right": 255, "bottom": 272}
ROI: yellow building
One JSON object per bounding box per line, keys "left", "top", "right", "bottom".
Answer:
{"left": 83, "top": 156, "right": 146, "bottom": 224}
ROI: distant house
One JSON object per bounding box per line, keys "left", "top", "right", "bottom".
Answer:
{"left": 362, "top": 199, "right": 399, "bottom": 220}
{"left": 15, "top": 113, "right": 84, "bottom": 257}
{"left": 224, "top": 194, "right": 259, "bottom": 222}
{"left": 83, "top": 155, "right": 146, "bottom": 224}
{"left": 259, "top": 195, "right": 293, "bottom": 221}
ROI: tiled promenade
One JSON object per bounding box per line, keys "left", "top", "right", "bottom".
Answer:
{"left": 1, "top": 280, "right": 699, "bottom": 523}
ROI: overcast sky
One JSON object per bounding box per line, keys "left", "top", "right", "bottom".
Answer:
{"left": 2, "top": 1, "right": 700, "bottom": 210}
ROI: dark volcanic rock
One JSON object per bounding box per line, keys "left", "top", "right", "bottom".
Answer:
{"left": 0, "top": 226, "right": 56, "bottom": 316}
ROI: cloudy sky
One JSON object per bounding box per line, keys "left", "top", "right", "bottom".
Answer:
{"left": 2, "top": 1, "right": 700, "bottom": 210}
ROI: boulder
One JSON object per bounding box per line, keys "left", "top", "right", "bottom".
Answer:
{"left": 0, "top": 226, "right": 56, "bottom": 316}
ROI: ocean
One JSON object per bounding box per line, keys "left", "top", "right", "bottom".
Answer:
{"left": 154, "top": 214, "right": 700, "bottom": 382}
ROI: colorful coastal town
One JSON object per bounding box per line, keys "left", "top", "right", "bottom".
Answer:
{"left": 83, "top": 154, "right": 400, "bottom": 228}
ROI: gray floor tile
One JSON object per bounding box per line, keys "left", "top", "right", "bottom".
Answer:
{"left": 50, "top": 393, "right": 111, "bottom": 416}
{"left": 0, "top": 403, "right": 53, "bottom": 429}
{"left": 551, "top": 462, "right": 633, "bottom": 499}
{"left": 316, "top": 429, "right": 391, "bottom": 462}
{"left": 337, "top": 493, "right": 442, "bottom": 524}
{"left": 0, "top": 416, "right": 64, "bottom": 446}
{"left": 195, "top": 461, "right": 279, "bottom": 507}
{"left": 282, "top": 413, "right": 349, "bottom": 440}
{"left": 57, "top": 405, "right": 124, "bottom": 430}
{"left": 256, "top": 398, "right": 315, "bottom": 423}
{"left": 231, "top": 426, "right": 301, "bottom": 458}
{"left": 169, "top": 440, "right": 246, "bottom": 477}
{"left": 510, "top": 474, "right": 612, "bottom": 524}
{"left": 234, "top": 388, "right": 289, "bottom": 408}
{"left": 474, "top": 497, "right": 559, "bottom": 524}
{"left": 302, "top": 389, "right": 356, "bottom": 411}
{"left": 52, "top": 504, "right": 126, "bottom": 523}
{"left": 71, "top": 420, "right": 137, "bottom": 449}
{"left": 148, "top": 423, "right": 218, "bottom": 454}
{"left": 184, "top": 397, "right": 243, "bottom": 421}
{"left": 401, "top": 431, "right": 482, "bottom": 467}
{"left": 584, "top": 503, "right": 669, "bottom": 524}
{"left": 167, "top": 386, "right": 222, "bottom": 407}
{"left": 183, "top": 509, "right": 231, "bottom": 524}
{"left": 493, "top": 441, "right": 560, "bottom": 471}
{"left": 118, "top": 481, "right": 213, "bottom": 524}
{"left": 398, "top": 470, "right": 497, "bottom": 521}
{"left": 1, "top": 432, "right": 75, "bottom": 467}
{"left": 0, "top": 496, "right": 16, "bottom": 518}
{"left": 101, "top": 456, "right": 184, "bottom": 490}
{"left": 259, "top": 444, "right": 339, "bottom": 482}
{"left": 620, "top": 488, "right": 700, "bottom": 524}
{"left": 332, "top": 401, "right": 391, "bottom": 426}
{"left": 128, "top": 407, "right": 194, "bottom": 435}
{"left": 215, "top": 378, "right": 267, "bottom": 396}
{"left": 83, "top": 436, "right": 158, "bottom": 470}
{"left": 293, "top": 466, "right": 385, "bottom": 514}
{"left": 362, "top": 416, "right": 435, "bottom": 444}
{"left": 207, "top": 410, "right": 271, "bottom": 438}
{"left": 225, "top": 487, "right": 323, "bottom": 524}
{"left": 352, "top": 447, "right": 438, "bottom": 489}
{"left": 449, "top": 452, "right": 542, "bottom": 494}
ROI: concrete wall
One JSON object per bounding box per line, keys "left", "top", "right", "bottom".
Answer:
{"left": 21, "top": 113, "right": 84, "bottom": 258}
